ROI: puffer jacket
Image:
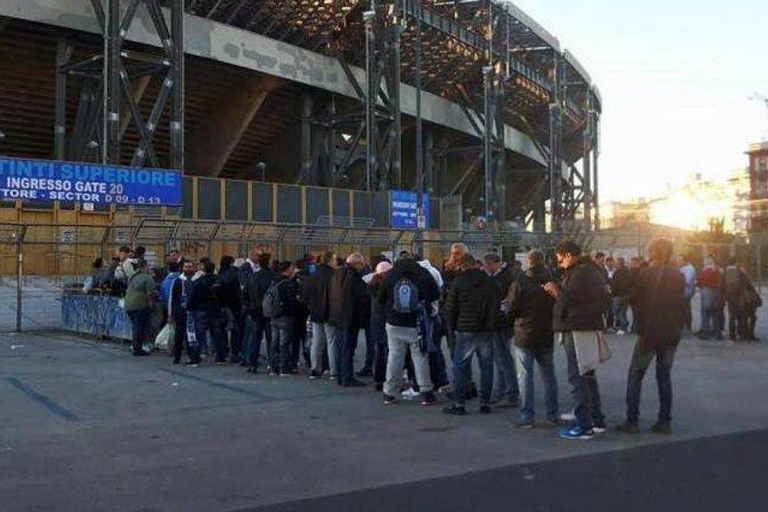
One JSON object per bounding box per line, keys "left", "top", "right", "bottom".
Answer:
{"left": 444, "top": 268, "right": 500, "bottom": 333}
{"left": 507, "top": 264, "right": 555, "bottom": 349}
{"left": 552, "top": 256, "right": 610, "bottom": 332}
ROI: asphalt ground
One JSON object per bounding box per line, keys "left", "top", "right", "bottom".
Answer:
{"left": 2, "top": 327, "right": 768, "bottom": 512}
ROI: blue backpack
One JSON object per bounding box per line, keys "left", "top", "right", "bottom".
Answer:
{"left": 392, "top": 277, "right": 420, "bottom": 314}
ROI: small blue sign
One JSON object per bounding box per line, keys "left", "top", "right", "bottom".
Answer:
{"left": 0, "top": 156, "right": 182, "bottom": 205}
{"left": 391, "top": 190, "right": 430, "bottom": 230}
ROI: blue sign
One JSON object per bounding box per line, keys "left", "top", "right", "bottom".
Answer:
{"left": 391, "top": 190, "right": 430, "bottom": 230}
{"left": 0, "top": 156, "right": 182, "bottom": 205}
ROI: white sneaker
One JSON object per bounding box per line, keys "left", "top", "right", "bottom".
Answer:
{"left": 560, "top": 411, "right": 576, "bottom": 422}
{"left": 401, "top": 388, "right": 420, "bottom": 400}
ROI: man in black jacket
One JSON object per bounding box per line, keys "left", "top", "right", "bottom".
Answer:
{"left": 507, "top": 249, "right": 558, "bottom": 428}
{"left": 169, "top": 261, "right": 200, "bottom": 366}
{"left": 378, "top": 252, "right": 441, "bottom": 405}
{"left": 610, "top": 257, "right": 633, "bottom": 334}
{"left": 267, "top": 261, "right": 301, "bottom": 377}
{"left": 483, "top": 252, "right": 520, "bottom": 408}
{"left": 215, "top": 255, "right": 243, "bottom": 363}
{"left": 302, "top": 251, "right": 338, "bottom": 379}
{"left": 329, "top": 253, "right": 370, "bottom": 387}
{"left": 443, "top": 253, "right": 500, "bottom": 415}
{"left": 617, "top": 239, "right": 685, "bottom": 435}
{"left": 188, "top": 259, "right": 226, "bottom": 362}
{"left": 545, "top": 240, "right": 610, "bottom": 440}
{"left": 242, "top": 253, "right": 274, "bottom": 373}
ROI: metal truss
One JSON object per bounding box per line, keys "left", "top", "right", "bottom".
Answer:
{"left": 56, "top": 0, "right": 184, "bottom": 170}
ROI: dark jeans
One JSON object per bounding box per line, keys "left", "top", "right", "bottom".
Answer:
{"left": 626, "top": 340, "right": 677, "bottom": 424}
{"left": 371, "top": 319, "right": 388, "bottom": 385}
{"left": 173, "top": 312, "right": 200, "bottom": 364}
{"left": 245, "top": 314, "right": 272, "bottom": 368}
{"left": 452, "top": 332, "right": 494, "bottom": 406}
{"left": 127, "top": 308, "right": 151, "bottom": 353}
{"left": 269, "top": 321, "right": 294, "bottom": 374}
{"left": 612, "top": 296, "right": 630, "bottom": 331}
{"left": 362, "top": 326, "right": 374, "bottom": 372}
{"left": 193, "top": 310, "right": 226, "bottom": 360}
{"left": 335, "top": 327, "right": 359, "bottom": 386}
{"left": 563, "top": 332, "right": 605, "bottom": 430}
{"left": 223, "top": 308, "right": 243, "bottom": 361}
{"left": 292, "top": 314, "right": 310, "bottom": 369}
{"left": 727, "top": 298, "right": 747, "bottom": 340}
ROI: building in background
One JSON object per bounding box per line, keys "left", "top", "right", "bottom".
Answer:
{"left": 747, "top": 141, "right": 768, "bottom": 233}
{"left": 603, "top": 199, "right": 651, "bottom": 229}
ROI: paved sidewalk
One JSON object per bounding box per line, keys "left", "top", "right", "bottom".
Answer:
{"left": 1, "top": 329, "right": 767, "bottom": 511}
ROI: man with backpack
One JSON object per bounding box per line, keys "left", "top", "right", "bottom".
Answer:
{"left": 723, "top": 258, "right": 749, "bottom": 341}
{"left": 378, "top": 252, "right": 441, "bottom": 405}
{"left": 243, "top": 253, "right": 274, "bottom": 373}
{"left": 263, "top": 261, "right": 300, "bottom": 376}
{"left": 302, "top": 251, "right": 338, "bottom": 380}
{"left": 329, "top": 253, "right": 370, "bottom": 387}
{"left": 443, "top": 254, "right": 500, "bottom": 415}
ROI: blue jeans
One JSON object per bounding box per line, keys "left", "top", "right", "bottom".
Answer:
{"left": 700, "top": 288, "right": 724, "bottom": 339}
{"left": 245, "top": 314, "right": 272, "bottom": 368}
{"left": 611, "top": 296, "right": 630, "bottom": 331}
{"left": 335, "top": 327, "right": 359, "bottom": 385}
{"left": 193, "top": 310, "right": 226, "bottom": 360}
{"left": 515, "top": 346, "right": 558, "bottom": 422}
{"left": 563, "top": 332, "right": 604, "bottom": 430}
{"left": 453, "top": 332, "right": 495, "bottom": 406}
{"left": 269, "top": 321, "right": 294, "bottom": 374}
{"left": 126, "top": 308, "right": 151, "bottom": 353}
{"left": 492, "top": 329, "right": 519, "bottom": 401}
{"left": 626, "top": 341, "right": 677, "bottom": 424}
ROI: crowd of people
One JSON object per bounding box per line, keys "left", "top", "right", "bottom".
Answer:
{"left": 93, "top": 238, "right": 761, "bottom": 440}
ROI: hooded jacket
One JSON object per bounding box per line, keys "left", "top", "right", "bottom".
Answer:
{"left": 507, "top": 264, "right": 555, "bottom": 349}
{"left": 552, "top": 256, "right": 611, "bottom": 332}
{"left": 444, "top": 268, "right": 500, "bottom": 333}
{"left": 378, "top": 259, "right": 441, "bottom": 328}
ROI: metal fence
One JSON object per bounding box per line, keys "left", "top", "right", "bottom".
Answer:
{"left": 3, "top": 217, "right": 765, "bottom": 334}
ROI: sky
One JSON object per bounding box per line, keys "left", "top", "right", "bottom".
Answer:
{"left": 512, "top": 0, "right": 768, "bottom": 204}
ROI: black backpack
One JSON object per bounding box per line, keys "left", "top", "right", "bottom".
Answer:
{"left": 262, "top": 282, "right": 285, "bottom": 319}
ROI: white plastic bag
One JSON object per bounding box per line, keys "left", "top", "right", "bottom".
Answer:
{"left": 155, "top": 323, "right": 175, "bottom": 352}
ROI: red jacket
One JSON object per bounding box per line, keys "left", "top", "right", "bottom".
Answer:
{"left": 697, "top": 266, "right": 722, "bottom": 290}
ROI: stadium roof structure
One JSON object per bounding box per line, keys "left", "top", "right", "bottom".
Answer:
{"left": 0, "top": 0, "right": 602, "bottom": 232}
